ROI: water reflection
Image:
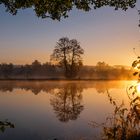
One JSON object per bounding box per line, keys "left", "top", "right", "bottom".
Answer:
{"left": 0, "top": 80, "right": 134, "bottom": 139}
{"left": 0, "top": 80, "right": 126, "bottom": 95}
{"left": 50, "top": 83, "right": 84, "bottom": 122}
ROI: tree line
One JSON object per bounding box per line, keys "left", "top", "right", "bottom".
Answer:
{"left": 0, "top": 37, "right": 135, "bottom": 80}
{"left": 0, "top": 60, "right": 134, "bottom": 80}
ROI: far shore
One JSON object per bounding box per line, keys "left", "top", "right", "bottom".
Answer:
{"left": 0, "top": 78, "right": 136, "bottom": 81}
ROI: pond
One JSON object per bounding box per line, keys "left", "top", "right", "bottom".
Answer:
{"left": 0, "top": 80, "right": 139, "bottom": 140}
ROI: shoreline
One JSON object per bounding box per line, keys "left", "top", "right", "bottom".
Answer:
{"left": 0, "top": 78, "right": 135, "bottom": 81}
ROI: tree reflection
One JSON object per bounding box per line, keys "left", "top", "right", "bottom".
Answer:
{"left": 93, "top": 88, "right": 140, "bottom": 140}
{"left": 50, "top": 83, "right": 84, "bottom": 122}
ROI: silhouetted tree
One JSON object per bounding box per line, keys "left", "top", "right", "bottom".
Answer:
{"left": 95, "top": 62, "right": 110, "bottom": 79}
{"left": 51, "top": 37, "right": 84, "bottom": 78}
{"left": 0, "top": 0, "right": 136, "bottom": 20}
{"left": 69, "top": 39, "right": 84, "bottom": 77}
{"left": 31, "top": 60, "right": 41, "bottom": 68}
{"left": 96, "top": 62, "right": 109, "bottom": 69}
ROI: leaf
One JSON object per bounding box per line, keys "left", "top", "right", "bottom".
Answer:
{"left": 133, "top": 72, "right": 138, "bottom": 76}
{"left": 132, "top": 91, "right": 135, "bottom": 96}
{"left": 129, "top": 86, "right": 133, "bottom": 90}
{"left": 132, "top": 60, "right": 138, "bottom": 68}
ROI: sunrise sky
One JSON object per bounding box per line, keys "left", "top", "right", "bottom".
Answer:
{"left": 1, "top": 1, "right": 140, "bottom": 66}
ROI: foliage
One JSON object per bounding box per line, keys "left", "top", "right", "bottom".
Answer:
{"left": 0, "top": 0, "right": 137, "bottom": 20}
{"left": 0, "top": 63, "right": 14, "bottom": 78}
{"left": 132, "top": 56, "right": 140, "bottom": 80}
{"left": 92, "top": 90, "right": 140, "bottom": 140}
{"left": 50, "top": 37, "right": 84, "bottom": 78}
{"left": 0, "top": 120, "right": 14, "bottom": 133}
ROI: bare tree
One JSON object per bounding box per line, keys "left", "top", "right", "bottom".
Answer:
{"left": 50, "top": 37, "right": 84, "bottom": 78}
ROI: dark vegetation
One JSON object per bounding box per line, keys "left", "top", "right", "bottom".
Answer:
{"left": 51, "top": 37, "right": 84, "bottom": 78}
{"left": 0, "top": 60, "right": 134, "bottom": 80}
{"left": 92, "top": 89, "right": 140, "bottom": 140}
{"left": 0, "top": 120, "right": 14, "bottom": 133}
{"left": 0, "top": 0, "right": 136, "bottom": 20}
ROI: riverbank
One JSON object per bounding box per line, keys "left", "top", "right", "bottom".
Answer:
{"left": 0, "top": 78, "right": 136, "bottom": 81}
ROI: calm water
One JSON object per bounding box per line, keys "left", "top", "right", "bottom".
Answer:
{"left": 0, "top": 80, "right": 137, "bottom": 140}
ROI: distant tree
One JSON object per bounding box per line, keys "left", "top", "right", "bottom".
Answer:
{"left": 24, "top": 64, "right": 32, "bottom": 78}
{"left": 50, "top": 37, "right": 84, "bottom": 78}
{"left": 0, "top": 0, "right": 136, "bottom": 20}
{"left": 31, "top": 60, "right": 41, "bottom": 76}
{"left": 0, "top": 63, "right": 13, "bottom": 78}
{"left": 31, "top": 60, "right": 41, "bottom": 68}
{"left": 96, "top": 61, "right": 109, "bottom": 69}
